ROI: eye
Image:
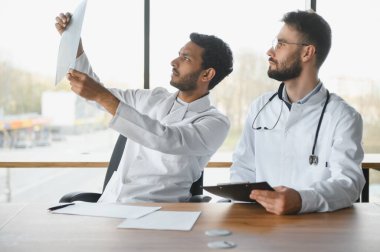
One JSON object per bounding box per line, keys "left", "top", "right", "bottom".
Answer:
{"left": 277, "top": 42, "right": 285, "bottom": 49}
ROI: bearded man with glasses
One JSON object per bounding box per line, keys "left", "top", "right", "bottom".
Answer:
{"left": 230, "top": 10, "right": 365, "bottom": 215}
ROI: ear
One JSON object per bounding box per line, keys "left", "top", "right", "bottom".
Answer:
{"left": 301, "top": 45, "right": 316, "bottom": 63}
{"left": 200, "top": 68, "right": 216, "bottom": 83}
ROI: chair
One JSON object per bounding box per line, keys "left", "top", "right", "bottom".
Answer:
{"left": 59, "top": 134, "right": 211, "bottom": 203}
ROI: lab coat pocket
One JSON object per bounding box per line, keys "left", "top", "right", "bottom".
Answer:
{"left": 306, "top": 160, "right": 330, "bottom": 184}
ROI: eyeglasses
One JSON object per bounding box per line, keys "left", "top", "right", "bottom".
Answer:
{"left": 272, "top": 38, "right": 309, "bottom": 51}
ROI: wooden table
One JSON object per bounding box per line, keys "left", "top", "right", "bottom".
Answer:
{"left": 0, "top": 202, "right": 379, "bottom": 252}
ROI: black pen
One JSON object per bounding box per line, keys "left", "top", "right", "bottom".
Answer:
{"left": 48, "top": 203, "right": 75, "bottom": 211}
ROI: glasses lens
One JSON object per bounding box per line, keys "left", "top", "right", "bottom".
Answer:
{"left": 272, "top": 39, "right": 278, "bottom": 50}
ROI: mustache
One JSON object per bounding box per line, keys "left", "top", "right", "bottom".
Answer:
{"left": 172, "top": 68, "right": 179, "bottom": 75}
{"left": 268, "top": 57, "right": 277, "bottom": 64}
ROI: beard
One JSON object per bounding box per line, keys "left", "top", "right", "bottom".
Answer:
{"left": 170, "top": 69, "right": 202, "bottom": 91}
{"left": 267, "top": 54, "right": 302, "bottom": 82}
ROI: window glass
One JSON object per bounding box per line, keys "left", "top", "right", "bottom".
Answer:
{"left": 0, "top": 0, "right": 144, "bottom": 203}
{"left": 318, "top": 0, "right": 380, "bottom": 201}
{"left": 0, "top": 0, "right": 144, "bottom": 161}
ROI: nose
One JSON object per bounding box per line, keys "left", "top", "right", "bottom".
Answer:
{"left": 171, "top": 57, "right": 179, "bottom": 67}
{"left": 266, "top": 47, "right": 274, "bottom": 57}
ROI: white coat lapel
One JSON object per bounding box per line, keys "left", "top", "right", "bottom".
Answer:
{"left": 159, "top": 92, "right": 212, "bottom": 125}
{"left": 156, "top": 92, "right": 178, "bottom": 121}
{"left": 162, "top": 105, "right": 188, "bottom": 125}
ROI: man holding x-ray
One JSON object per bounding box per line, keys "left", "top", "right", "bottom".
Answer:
{"left": 231, "top": 10, "right": 365, "bottom": 215}
{"left": 55, "top": 12, "right": 233, "bottom": 203}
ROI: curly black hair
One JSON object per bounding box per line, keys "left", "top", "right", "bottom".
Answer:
{"left": 190, "top": 33, "right": 233, "bottom": 90}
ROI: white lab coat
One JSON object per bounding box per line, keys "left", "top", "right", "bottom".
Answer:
{"left": 74, "top": 54, "right": 230, "bottom": 202}
{"left": 230, "top": 84, "right": 365, "bottom": 213}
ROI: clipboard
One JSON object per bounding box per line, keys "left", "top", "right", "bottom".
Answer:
{"left": 202, "top": 182, "right": 273, "bottom": 202}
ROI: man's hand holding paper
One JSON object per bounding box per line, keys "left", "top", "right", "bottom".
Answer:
{"left": 55, "top": 0, "right": 87, "bottom": 85}
{"left": 66, "top": 69, "right": 120, "bottom": 115}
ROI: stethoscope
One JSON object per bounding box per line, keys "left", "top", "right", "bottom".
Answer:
{"left": 252, "top": 83, "right": 330, "bottom": 165}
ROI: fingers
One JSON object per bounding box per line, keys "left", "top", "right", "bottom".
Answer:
{"left": 55, "top": 23, "right": 64, "bottom": 34}
{"left": 273, "top": 186, "right": 287, "bottom": 192}
{"left": 252, "top": 191, "right": 276, "bottom": 206}
{"left": 250, "top": 189, "right": 275, "bottom": 199}
{"left": 250, "top": 191, "right": 278, "bottom": 215}
{"left": 257, "top": 200, "right": 278, "bottom": 215}
{"left": 250, "top": 190, "right": 282, "bottom": 215}
{"left": 55, "top": 12, "right": 71, "bottom": 34}
{"left": 251, "top": 187, "right": 301, "bottom": 215}
{"left": 65, "top": 12, "right": 72, "bottom": 22}
{"left": 66, "top": 70, "right": 85, "bottom": 95}
{"left": 67, "top": 69, "right": 86, "bottom": 82}
{"left": 251, "top": 190, "right": 274, "bottom": 204}
{"left": 68, "top": 68, "right": 81, "bottom": 76}
{"left": 66, "top": 72, "right": 75, "bottom": 82}
{"left": 59, "top": 12, "right": 71, "bottom": 25}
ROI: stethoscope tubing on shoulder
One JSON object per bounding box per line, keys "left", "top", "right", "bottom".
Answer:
{"left": 252, "top": 83, "right": 330, "bottom": 165}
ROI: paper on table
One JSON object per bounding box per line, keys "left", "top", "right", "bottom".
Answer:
{"left": 118, "top": 211, "right": 201, "bottom": 231}
{"left": 55, "top": 0, "right": 87, "bottom": 85}
{"left": 51, "top": 202, "right": 161, "bottom": 219}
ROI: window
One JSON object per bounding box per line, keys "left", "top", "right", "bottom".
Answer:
{"left": 0, "top": 0, "right": 144, "bottom": 161}
{"left": 0, "top": 0, "right": 143, "bottom": 202}
{"left": 318, "top": 0, "right": 380, "bottom": 201}
{"left": 2, "top": 1, "right": 377, "bottom": 203}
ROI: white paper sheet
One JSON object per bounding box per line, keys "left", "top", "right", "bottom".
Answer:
{"left": 118, "top": 211, "right": 201, "bottom": 231}
{"left": 55, "top": 0, "right": 87, "bottom": 85}
{"left": 51, "top": 202, "right": 161, "bottom": 219}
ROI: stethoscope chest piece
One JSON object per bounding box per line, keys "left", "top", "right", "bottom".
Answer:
{"left": 309, "top": 155, "right": 319, "bottom": 165}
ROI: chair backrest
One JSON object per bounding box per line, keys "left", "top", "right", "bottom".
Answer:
{"left": 102, "top": 134, "right": 203, "bottom": 196}
{"left": 102, "top": 134, "right": 127, "bottom": 191}
{"left": 190, "top": 174, "right": 203, "bottom": 196}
